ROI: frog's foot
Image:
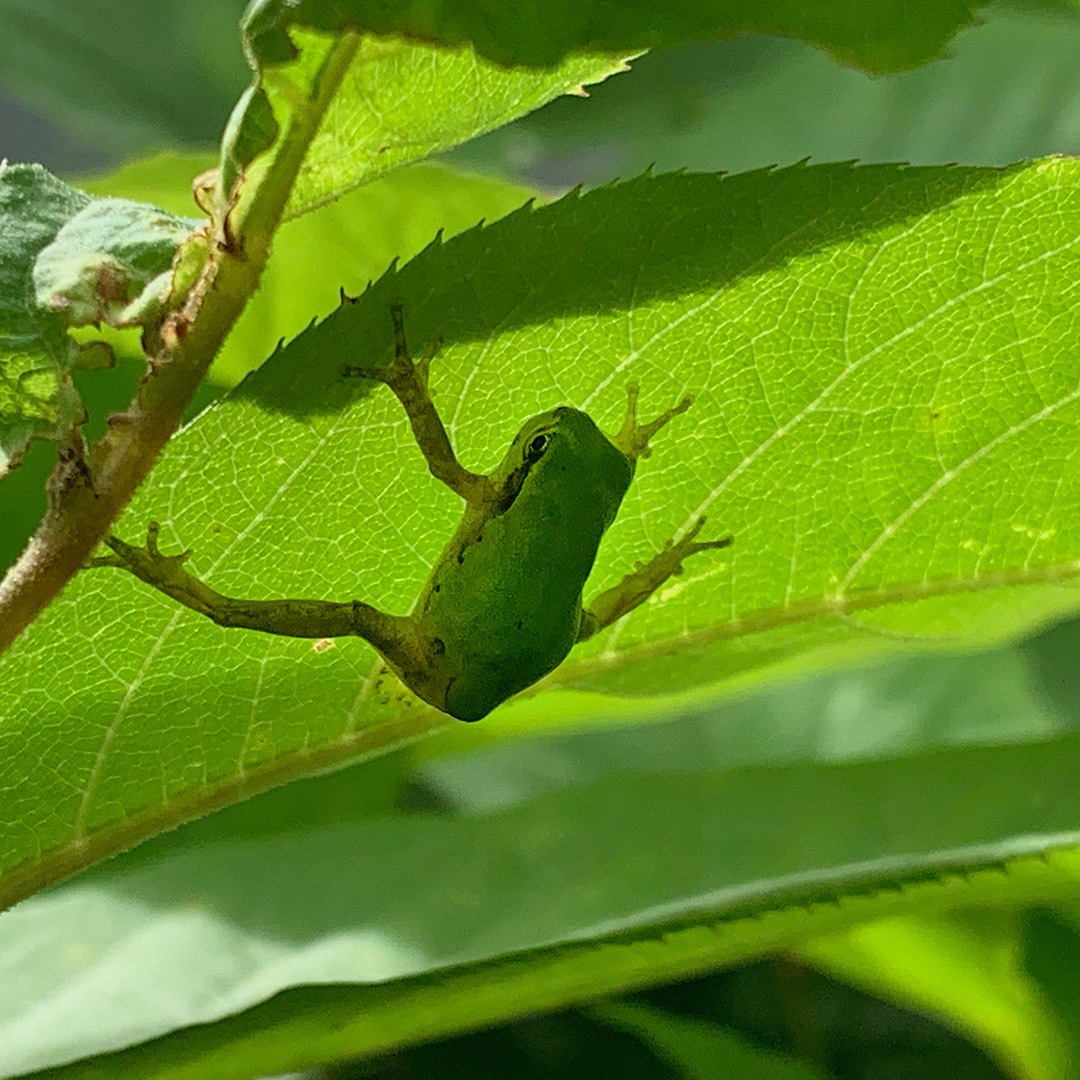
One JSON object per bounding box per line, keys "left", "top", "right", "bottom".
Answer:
{"left": 578, "top": 517, "right": 733, "bottom": 640}
{"left": 89, "top": 521, "right": 192, "bottom": 583}
{"left": 654, "top": 515, "right": 734, "bottom": 571}
{"left": 90, "top": 520, "right": 190, "bottom": 578}
{"left": 609, "top": 382, "right": 694, "bottom": 462}
{"left": 340, "top": 301, "right": 444, "bottom": 393}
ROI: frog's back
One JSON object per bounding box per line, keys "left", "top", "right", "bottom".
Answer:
{"left": 416, "top": 408, "right": 633, "bottom": 721}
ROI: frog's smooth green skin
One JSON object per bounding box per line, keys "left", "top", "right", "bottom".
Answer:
{"left": 97, "top": 306, "right": 732, "bottom": 721}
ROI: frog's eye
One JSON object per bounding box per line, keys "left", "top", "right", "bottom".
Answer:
{"left": 525, "top": 433, "right": 550, "bottom": 462}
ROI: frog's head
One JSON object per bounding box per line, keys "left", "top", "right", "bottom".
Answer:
{"left": 493, "top": 406, "right": 634, "bottom": 527}
{"left": 492, "top": 385, "right": 692, "bottom": 517}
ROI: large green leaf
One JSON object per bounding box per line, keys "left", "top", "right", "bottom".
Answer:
{"left": 4, "top": 159, "right": 1080, "bottom": 907}
{"left": 5, "top": 647, "right": 1080, "bottom": 1079}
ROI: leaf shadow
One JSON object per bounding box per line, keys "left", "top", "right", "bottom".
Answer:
{"left": 233, "top": 162, "right": 1021, "bottom": 421}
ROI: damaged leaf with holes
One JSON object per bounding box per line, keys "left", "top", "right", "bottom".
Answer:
{"left": 0, "top": 163, "right": 202, "bottom": 475}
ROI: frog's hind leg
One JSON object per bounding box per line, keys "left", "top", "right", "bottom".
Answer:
{"left": 93, "top": 522, "right": 423, "bottom": 672}
{"left": 577, "top": 518, "right": 732, "bottom": 641}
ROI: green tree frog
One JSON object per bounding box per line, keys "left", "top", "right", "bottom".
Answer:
{"left": 97, "top": 305, "right": 731, "bottom": 721}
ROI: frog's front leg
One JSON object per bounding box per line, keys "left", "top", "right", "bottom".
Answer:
{"left": 577, "top": 518, "right": 732, "bottom": 641}
{"left": 342, "top": 304, "right": 493, "bottom": 507}
{"left": 93, "top": 522, "right": 423, "bottom": 671}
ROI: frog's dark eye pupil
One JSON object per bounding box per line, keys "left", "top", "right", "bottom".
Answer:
{"left": 527, "top": 433, "right": 549, "bottom": 461}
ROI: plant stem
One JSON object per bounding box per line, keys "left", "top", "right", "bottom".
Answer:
{"left": 0, "top": 32, "right": 360, "bottom": 655}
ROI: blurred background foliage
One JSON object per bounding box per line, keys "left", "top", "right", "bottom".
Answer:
{"left": 5, "top": 0, "right": 1080, "bottom": 1077}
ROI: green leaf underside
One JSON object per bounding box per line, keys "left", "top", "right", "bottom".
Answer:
{"left": 800, "top": 914, "right": 1072, "bottom": 1080}
{"left": 592, "top": 1002, "right": 827, "bottom": 1080}
{"left": 243, "top": 0, "right": 987, "bottom": 74}
{"left": 226, "top": 17, "right": 627, "bottom": 223}
{"left": 4, "top": 159, "right": 1080, "bottom": 901}
{"left": 0, "top": 164, "right": 198, "bottom": 473}
{"left": 285, "top": 37, "right": 626, "bottom": 220}
{"left": 7, "top": 727, "right": 1080, "bottom": 1078}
